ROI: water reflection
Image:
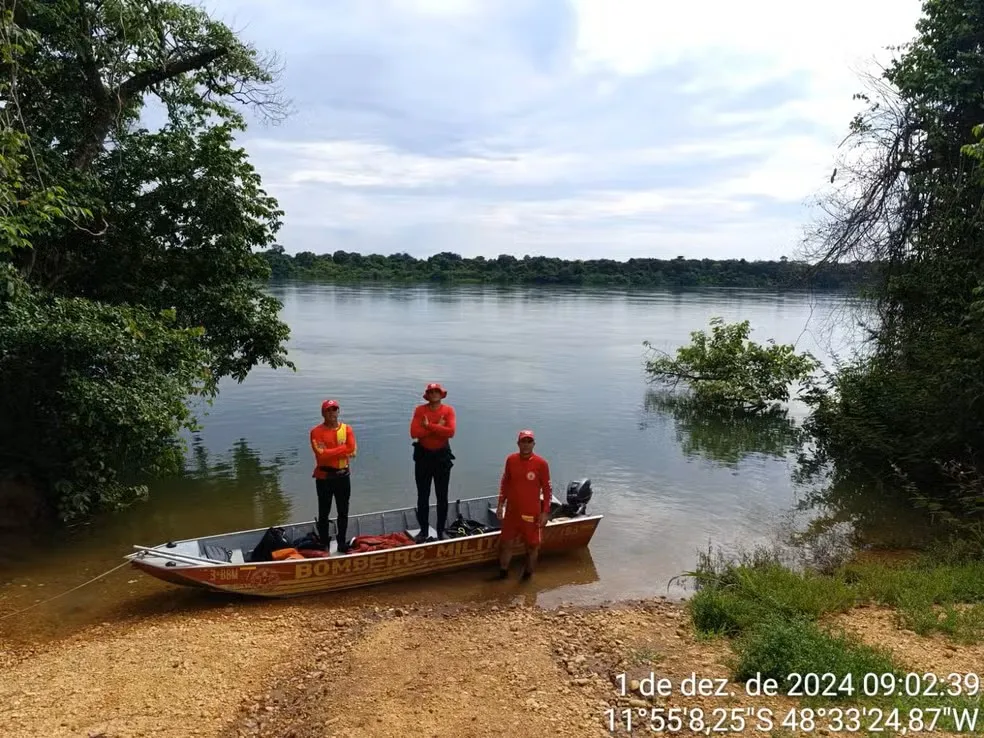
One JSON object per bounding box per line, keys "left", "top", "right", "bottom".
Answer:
{"left": 791, "top": 469, "right": 938, "bottom": 551}
{"left": 0, "top": 441, "right": 297, "bottom": 644}
{"left": 642, "top": 390, "right": 807, "bottom": 467}
{"left": 178, "top": 437, "right": 295, "bottom": 534}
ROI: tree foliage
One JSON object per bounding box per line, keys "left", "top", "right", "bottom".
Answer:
{"left": 0, "top": 264, "right": 210, "bottom": 522}
{"left": 261, "top": 248, "right": 876, "bottom": 289}
{"left": 0, "top": 1, "right": 292, "bottom": 523}
{"left": 643, "top": 318, "right": 819, "bottom": 413}
{"left": 799, "top": 0, "right": 984, "bottom": 529}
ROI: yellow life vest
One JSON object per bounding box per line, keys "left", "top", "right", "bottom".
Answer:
{"left": 324, "top": 423, "right": 356, "bottom": 470}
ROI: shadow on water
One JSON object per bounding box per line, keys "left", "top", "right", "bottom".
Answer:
{"left": 642, "top": 390, "right": 807, "bottom": 467}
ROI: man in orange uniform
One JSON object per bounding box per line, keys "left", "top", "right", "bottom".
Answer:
{"left": 496, "top": 429, "right": 551, "bottom": 580}
{"left": 409, "top": 382, "right": 456, "bottom": 542}
{"left": 310, "top": 399, "right": 357, "bottom": 553}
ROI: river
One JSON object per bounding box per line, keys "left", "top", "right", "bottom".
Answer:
{"left": 0, "top": 283, "right": 865, "bottom": 644}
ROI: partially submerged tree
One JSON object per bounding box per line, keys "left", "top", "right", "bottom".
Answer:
{"left": 643, "top": 318, "right": 819, "bottom": 413}
{"left": 0, "top": 1, "right": 294, "bottom": 523}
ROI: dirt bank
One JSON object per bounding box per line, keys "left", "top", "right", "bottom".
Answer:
{"left": 1, "top": 594, "right": 976, "bottom": 737}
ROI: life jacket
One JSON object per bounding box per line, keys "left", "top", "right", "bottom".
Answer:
{"left": 348, "top": 532, "right": 415, "bottom": 553}
{"left": 323, "top": 423, "right": 356, "bottom": 470}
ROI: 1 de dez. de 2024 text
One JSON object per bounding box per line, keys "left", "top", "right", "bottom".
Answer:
{"left": 614, "top": 671, "right": 981, "bottom": 699}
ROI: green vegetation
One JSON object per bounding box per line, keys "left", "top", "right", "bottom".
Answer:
{"left": 683, "top": 548, "right": 984, "bottom": 732}
{"left": 0, "top": 2, "right": 290, "bottom": 523}
{"left": 647, "top": 0, "right": 984, "bottom": 548}
{"left": 796, "top": 0, "right": 984, "bottom": 536}
{"left": 259, "top": 247, "right": 876, "bottom": 289}
{"left": 643, "top": 318, "right": 820, "bottom": 413}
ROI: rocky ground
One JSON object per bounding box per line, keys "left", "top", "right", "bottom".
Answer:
{"left": 2, "top": 593, "right": 981, "bottom": 737}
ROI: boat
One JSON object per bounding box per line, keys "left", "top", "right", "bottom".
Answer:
{"left": 127, "top": 479, "right": 602, "bottom": 598}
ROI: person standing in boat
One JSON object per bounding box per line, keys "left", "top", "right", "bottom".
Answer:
{"left": 495, "top": 429, "right": 551, "bottom": 580}
{"left": 409, "top": 382, "right": 456, "bottom": 542}
{"left": 311, "top": 399, "right": 358, "bottom": 554}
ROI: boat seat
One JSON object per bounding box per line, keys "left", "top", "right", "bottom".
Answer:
{"left": 229, "top": 548, "right": 245, "bottom": 564}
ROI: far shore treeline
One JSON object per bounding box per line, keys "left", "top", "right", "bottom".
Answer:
{"left": 260, "top": 247, "right": 876, "bottom": 289}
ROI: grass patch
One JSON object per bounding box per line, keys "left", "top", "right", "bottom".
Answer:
{"left": 685, "top": 547, "right": 855, "bottom": 637}
{"left": 733, "top": 616, "right": 896, "bottom": 694}
{"left": 685, "top": 544, "right": 984, "bottom": 643}
{"left": 846, "top": 559, "right": 984, "bottom": 642}
{"left": 680, "top": 544, "right": 984, "bottom": 734}
{"left": 848, "top": 559, "right": 984, "bottom": 606}
{"left": 731, "top": 615, "right": 984, "bottom": 733}
{"left": 896, "top": 602, "right": 984, "bottom": 643}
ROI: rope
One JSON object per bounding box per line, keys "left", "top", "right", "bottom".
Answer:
{"left": 0, "top": 558, "right": 133, "bottom": 621}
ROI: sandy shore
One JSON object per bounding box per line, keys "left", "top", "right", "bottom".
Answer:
{"left": 2, "top": 590, "right": 981, "bottom": 737}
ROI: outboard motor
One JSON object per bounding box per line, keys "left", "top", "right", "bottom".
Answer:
{"left": 566, "top": 478, "right": 592, "bottom": 513}
{"left": 550, "top": 478, "right": 593, "bottom": 518}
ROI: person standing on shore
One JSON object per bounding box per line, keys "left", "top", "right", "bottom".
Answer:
{"left": 496, "top": 429, "right": 551, "bottom": 580}
{"left": 310, "top": 399, "right": 357, "bottom": 553}
{"left": 409, "top": 382, "right": 456, "bottom": 542}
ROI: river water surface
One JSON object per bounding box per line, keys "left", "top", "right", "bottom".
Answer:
{"left": 0, "top": 283, "right": 864, "bottom": 643}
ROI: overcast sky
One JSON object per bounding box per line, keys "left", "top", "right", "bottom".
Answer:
{"left": 204, "top": 0, "right": 924, "bottom": 261}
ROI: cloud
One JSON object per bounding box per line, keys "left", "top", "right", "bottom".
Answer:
{"left": 203, "top": 0, "right": 925, "bottom": 260}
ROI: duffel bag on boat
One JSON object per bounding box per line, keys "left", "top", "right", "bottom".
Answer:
{"left": 444, "top": 515, "right": 496, "bottom": 538}
{"left": 248, "top": 526, "right": 292, "bottom": 562}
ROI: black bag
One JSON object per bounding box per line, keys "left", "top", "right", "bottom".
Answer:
{"left": 292, "top": 531, "right": 327, "bottom": 551}
{"left": 248, "top": 527, "right": 292, "bottom": 562}
{"left": 444, "top": 514, "right": 496, "bottom": 538}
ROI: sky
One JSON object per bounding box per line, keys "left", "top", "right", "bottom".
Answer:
{"left": 202, "top": 0, "right": 925, "bottom": 261}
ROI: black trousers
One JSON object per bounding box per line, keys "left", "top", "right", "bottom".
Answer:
{"left": 414, "top": 453, "right": 451, "bottom": 537}
{"left": 316, "top": 473, "right": 351, "bottom": 548}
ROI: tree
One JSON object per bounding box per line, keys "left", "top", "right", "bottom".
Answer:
{"left": 8, "top": 0, "right": 292, "bottom": 388}
{"left": 0, "top": 1, "right": 293, "bottom": 523}
{"left": 800, "top": 0, "right": 984, "bottom": 528}
{"left": 643, "top": 318, "right": 819, "bottom": 413}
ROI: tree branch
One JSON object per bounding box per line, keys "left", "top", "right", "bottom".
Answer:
{"left": 72, "top": 46, "right": 229, "bottom": 170}
{"left": 116, "top": 46, "right": 227, "bottom": 100}
{"left": 76, "top": 0, "right": 108, "bottom": 106}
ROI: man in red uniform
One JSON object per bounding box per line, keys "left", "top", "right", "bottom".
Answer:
{"left": 409, "top": 382, "right": 456, "bottom": 542}
{"left": 496, "top": 429, "right": 551, "bottom": 580}
{"left": 310, "top": 399, "right": 357, "bottom": 553}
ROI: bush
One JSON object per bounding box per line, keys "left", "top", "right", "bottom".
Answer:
{"left": 0, "top": 265, "right": 210, "bottom": 522}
